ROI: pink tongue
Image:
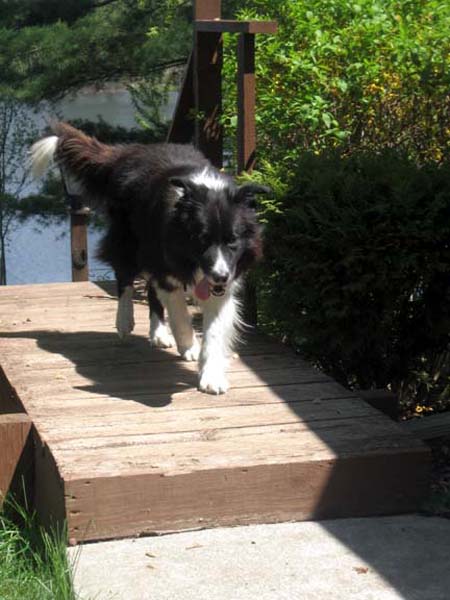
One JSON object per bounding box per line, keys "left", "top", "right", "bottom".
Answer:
{"left": 194, "top": 276, "right": 210, "bottom": 300}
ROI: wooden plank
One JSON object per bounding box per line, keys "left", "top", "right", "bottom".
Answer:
{"left": 195, "top": 20, "right": 278, "bottom": 34}
{"left": 0, "top": 413, "right": 32, "bottom": 506}
{"left": 10, "top": 353, "right": 316, "bottom": 382}
{"left": 24, "top": 381, "right": 355, "bottom": 415}
{"left": 35, "top": 397, "right": 372, "bottom": 446}
{"left": 54, "top": 414, "right": 426, "bottom": 477}
{"left": 64, "top": 446, "right": 428, "bottom": 542}
{"left": 0, "top": 281, "right": 97, "bottom": 296}
{"left": 11, "top": 367, "right": 331, "bottom": 402}
{"left": 400, "top": 412, "right": 450, "bottom": 440}
{"left": 33, "top": 435, "right": 67, "bottom": 531}
{"left": 0, "top": 364, "right": 25, "bottom": 413}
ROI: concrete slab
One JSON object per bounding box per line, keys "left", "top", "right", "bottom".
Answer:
{"left": 69, "top": 515, "right": 450, "bottom": 600}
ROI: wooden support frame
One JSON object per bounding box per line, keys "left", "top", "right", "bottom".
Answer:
{"left": 194, "top": 31, "right": 223, "bottom": 168}
{"left": 166, "top": 53, "right": 195, "bottom": 143}
{"left": 195, "top": 19, "right": 277, "bottom": 34}
{"left": 0, "top": 413, "right": 32, "bottom": 507}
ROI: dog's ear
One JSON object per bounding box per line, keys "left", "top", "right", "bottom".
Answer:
{"left": 234, "top": 183, "right": 271, "bottom": 209}
{"left": 169, "top": 176, "right": 195, "bottom": 198}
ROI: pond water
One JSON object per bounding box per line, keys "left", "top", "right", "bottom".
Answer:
{"left": 6, "top": 86, "right": 177, "bottom": 285}
{"left": 6, "top": 217, "right": 110, "bottom": 285}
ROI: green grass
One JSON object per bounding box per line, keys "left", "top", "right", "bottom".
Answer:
{"left": 0, "top": 497, "right": 78, "bottom": 600}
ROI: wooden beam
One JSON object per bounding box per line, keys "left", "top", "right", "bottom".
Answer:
{"left": 167, "top": 2, "right": 223, "bottom": 144}
{"left": 237, "top": 33, "right": 256, "bottom": 173}
{"left": 166, "top": 52, "right": 195, "bottom": 143}
{"left": 0, "top": 413, "right": 32, "bottom": 507}
{"left": 194, "top": 0, "right": 221, "bottom": 20}
{"left": 237, "top": 33, "right": 257, "bottom": 324}
{"left": 195, "top": 19, "right": 278, "bottom": 34}
{"left": 194, "top": 31, "right": 223, "bottom": 167}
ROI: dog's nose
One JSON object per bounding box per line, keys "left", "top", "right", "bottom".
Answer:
{"left": 211, "top": 272, "right": 229, "bottom": 284}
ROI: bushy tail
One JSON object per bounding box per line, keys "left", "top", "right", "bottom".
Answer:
{"left": 30, "top": 135, "right": 59, "bottom": 178}
{"left": 30, "top": 122, "right": 121, "bottom": 196}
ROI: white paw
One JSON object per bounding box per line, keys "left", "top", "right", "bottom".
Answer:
{"left": 150, "top": 327, "right": 175, "bottom": 349}
{"left": 198, "top": 367, "right": 229, "bottom": 395}
{"left": 180, "top": 337, "right": 201, "bottom": 362}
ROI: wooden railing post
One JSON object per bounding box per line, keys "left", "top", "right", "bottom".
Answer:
{"left": 61, "top": 166, "right": 90, "bottom": 282}
{"left": 168, "top": 10, "right": 277, "bottom": 323}
{"left": 237, "top": 32, "right": 257, "bottom": 324}
{"left": 70, "top": 204, "right": 89, "bottom": 282}
{"left": 237, "top": 33, "right": 256, "bottom": 173}
{"left": 193, "top": 0, "right": 223, "bottom": 168}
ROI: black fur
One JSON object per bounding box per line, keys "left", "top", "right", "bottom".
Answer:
{"left": 52, "top": 123, "right": 267, "bottom": 301}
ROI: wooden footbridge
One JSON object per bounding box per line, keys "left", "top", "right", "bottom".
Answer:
{"left": 0, "top": 0, "right": 430, "bottom": 543}
{"left": 0, "top": 282, "right": 429, "bottom": 542}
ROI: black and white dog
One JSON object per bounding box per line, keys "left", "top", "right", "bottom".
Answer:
{"left": 30, "top": 123, "right": 269, "bottom": 394}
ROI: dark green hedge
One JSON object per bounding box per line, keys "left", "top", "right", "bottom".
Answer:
{"left": 259, "top": 150, "right": 450, "bottom": 410}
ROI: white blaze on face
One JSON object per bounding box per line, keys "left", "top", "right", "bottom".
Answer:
{"left": 210, "top": 248, "right": 230, "bottom": 283}
{"left": 190, "top": 167, "right": 226, "bottom": 191}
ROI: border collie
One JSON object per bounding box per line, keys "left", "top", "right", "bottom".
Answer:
{"left": 30, "top": 123, "right": 269, "bottom": 394}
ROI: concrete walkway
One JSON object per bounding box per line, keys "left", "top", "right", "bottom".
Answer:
{"left": 69, "top": 515, "right": 450, "bottom": 600}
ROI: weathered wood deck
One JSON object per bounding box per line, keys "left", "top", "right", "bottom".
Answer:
{"left": 0, "top": 282, "right": 429, "bottom": 542}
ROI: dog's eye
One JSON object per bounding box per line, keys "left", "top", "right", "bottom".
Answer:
{"left": 226, "top": 235, "right": 238, "bottom": 250}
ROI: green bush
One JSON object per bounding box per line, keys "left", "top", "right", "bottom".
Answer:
{"left": 259, "top": 150, "right": 450, "bottom": 411}
{"left": 222, "top": 0, "right": 450, "bottom": 410}
{"left": 224, "top": 0, "right": 450, "bottom": 167}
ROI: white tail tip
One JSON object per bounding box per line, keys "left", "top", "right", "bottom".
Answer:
{"left": 29, "top": 135, "right": 59, "bottom": 178}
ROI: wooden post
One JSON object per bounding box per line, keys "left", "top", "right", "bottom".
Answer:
{"left": 237, "top": 33, "right": 257, "bottom": 325}
{"left": 194, "top": 0, "right": 221, "bottom": 19}
{"left": 237, "top": 33, "right": 256, "bottom": 173}
{"left": 193, "top": 0, "right": 223, "bottom": 168}
{"left": 70, "top": 206, "right": 89, "bottom": 282}
{"left": 166, "top": 53, "right": 195, "bottom": 143}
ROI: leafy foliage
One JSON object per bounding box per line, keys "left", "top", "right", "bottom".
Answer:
{"left": 224, "top": 0, "right": 450, "bottom": 167}
{"left": 0, "top": 0, "right": 192, "bottom": 101}
{"left": 259, "top": 150, "right": 450, "bottom": 410}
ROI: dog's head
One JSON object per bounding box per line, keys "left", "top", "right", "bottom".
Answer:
{"left": 168, "top": 170, "right": 270, "bottom": 299}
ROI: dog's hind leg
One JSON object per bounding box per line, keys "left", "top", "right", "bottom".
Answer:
{"left": 148, "top": 283, "right": 175, "bottom": 348}
{"left": 156, "top": 286, "right": 200, "bottom": 361}
{"left": 115, "top": 277, "right": 135, "bottom": 339}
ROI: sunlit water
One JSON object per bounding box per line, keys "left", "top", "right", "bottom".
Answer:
{"left": 6, "top": 86, "right": 176, "bottom": 285}
{"left": 6, "top": 217, "right": 110, "bottom": 285}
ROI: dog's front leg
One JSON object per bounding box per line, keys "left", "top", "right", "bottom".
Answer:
{"left": 199, "top": 292, "right": 238, "bottom": 395}
{"left": 116, "top": 283, "right": 135, "bottom": 338}
{"left": 157, "top": 287, "right": 200, "bottom": 361}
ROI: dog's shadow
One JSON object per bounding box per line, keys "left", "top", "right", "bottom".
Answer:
{"left": 1, "top": 329, "right": 200, "bottom": 408}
